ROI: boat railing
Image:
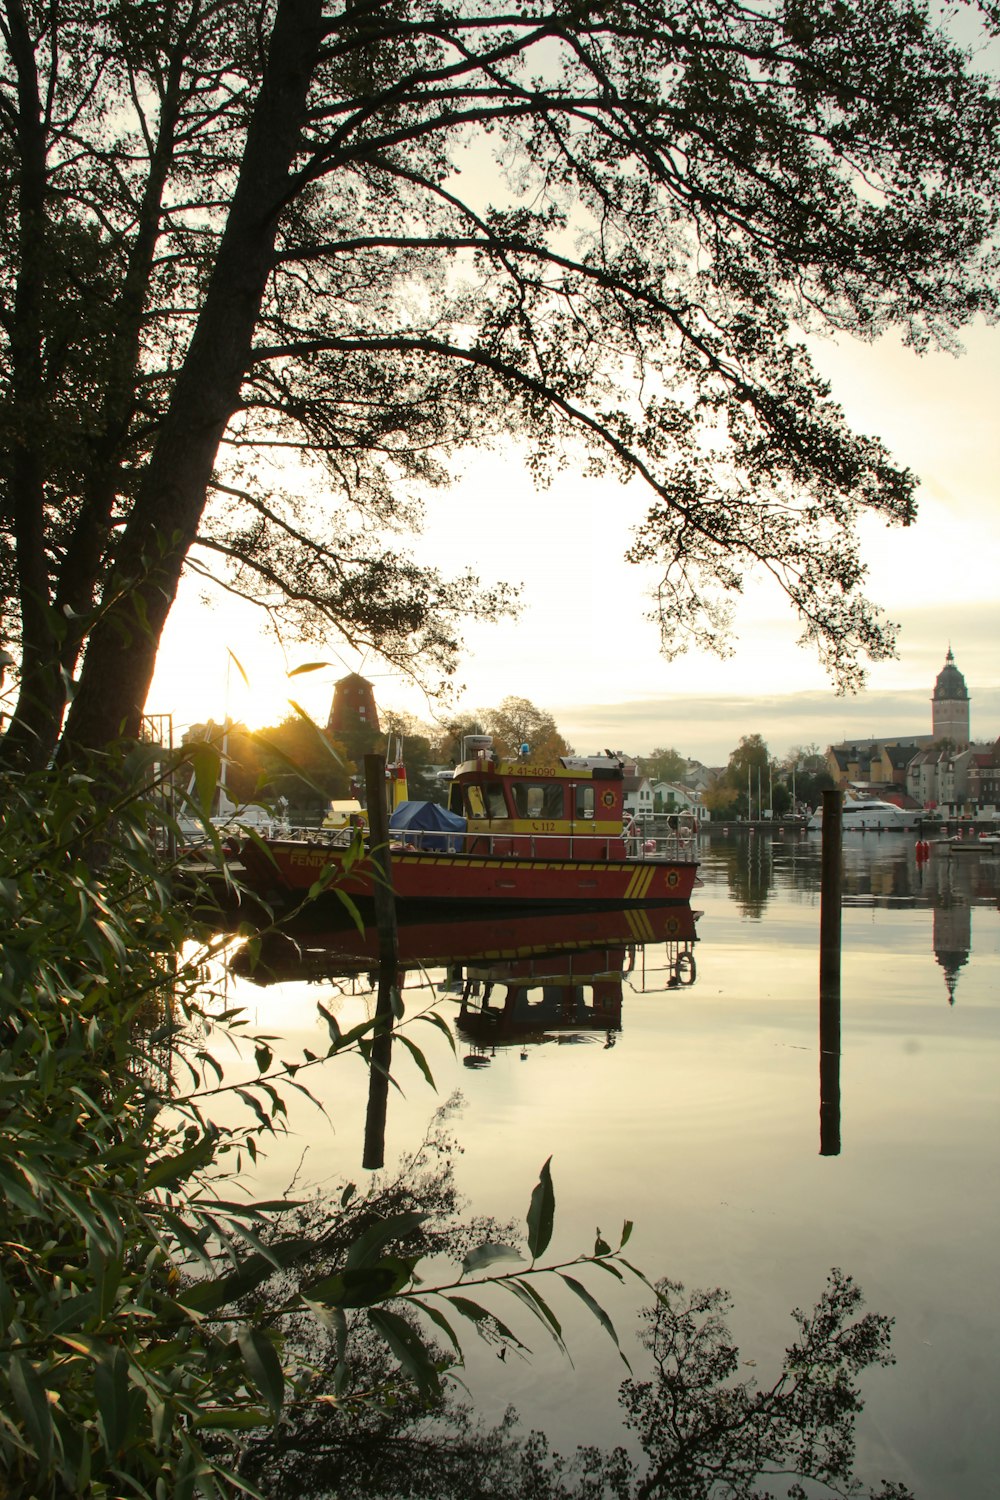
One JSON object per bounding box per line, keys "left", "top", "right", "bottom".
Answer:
{"left": 276, "top": 819, "right": 702, "bottom": 861}
{"left": 365, "top": 826, "right": 700, "bottom": 860}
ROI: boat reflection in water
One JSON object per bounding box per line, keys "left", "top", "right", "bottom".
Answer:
{"left": 234, "top": 901, "right": 699, "bottom": 999}
{"left": 232, "top": 903, "right": 699, "bottom": 1162}
{"left": 453, "top": 907, "right": 698, "bottom": 1067}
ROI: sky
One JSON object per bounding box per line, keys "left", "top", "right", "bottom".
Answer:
{"left": 148, "top": 314, "right": 1000, "bottom": 769}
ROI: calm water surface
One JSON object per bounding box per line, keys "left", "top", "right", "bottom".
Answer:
{"left": 224, "top": 830, "right": 1000, "bottom": 1498}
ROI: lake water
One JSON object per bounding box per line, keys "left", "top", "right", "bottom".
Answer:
{"left": 222, "top": 830, "right": 1000, "bottom": 1498}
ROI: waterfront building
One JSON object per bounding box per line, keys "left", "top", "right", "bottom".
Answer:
{"left": 827, "top": 649, "right": 995, "bottom": 814}
{"left": 967, "top": 739, "right": 1000, "bottom": 812}
{"left": 932, "top": 648, "right": 970, "bottom": 746}
{"left": 825, "top": 739, "right": 924, "bottom": 792}
{"left": 622, "top": 771, "right": 655, "bottom": 819}
{"left": 653, "top": 780, "right": 702, "bottom": 817}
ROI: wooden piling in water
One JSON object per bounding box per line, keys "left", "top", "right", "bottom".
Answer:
{"left": 363, "top": 753, "right": 398, "bottom": 1170}
{"left": 819, "top": 788, "right": 843, "bottom": 988}
{"left": 819, "top": 787, "right": 843, "bottom": 1155}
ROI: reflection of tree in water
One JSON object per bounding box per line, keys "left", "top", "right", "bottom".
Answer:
{"left": 710, "top": 835, "right": 775, "bottom": 918}
{"left": 619, "top": 1275, "right": 910, "bottom": 1500}
{"left": 233, "top": 1109, "right": 911, "bottom": 1500}
{"left": 706, "top": 829, "right": 1000, "bottom": 917}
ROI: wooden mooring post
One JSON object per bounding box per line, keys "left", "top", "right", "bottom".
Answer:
{"left": 819, "top": 788, "right": 842, "bottom": 1156}
{"left": 362, "top": 753, "right": 399, "bottom": 1170}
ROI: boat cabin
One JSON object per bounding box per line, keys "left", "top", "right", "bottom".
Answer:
{"left": 447, "top": 742, "right": 628, "bottom": 859}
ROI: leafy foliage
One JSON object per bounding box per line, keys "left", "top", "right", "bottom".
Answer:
{"left": 0, "top": 754, "right": 644, "bottom": 1494}
{"left": 234, "top": 1205, "right": 915, "bottom": 1500}
{"left": 480, "top": 697, "right": 574, "bottom": 760}
{"left": 640, "top": 748, "right": 688, "bottom": 787}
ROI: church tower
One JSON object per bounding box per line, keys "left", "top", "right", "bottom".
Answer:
{"left": 931, "top": 649, "right": 970, "bottom": 746}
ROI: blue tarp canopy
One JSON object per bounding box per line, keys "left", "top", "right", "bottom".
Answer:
{"left": 389, "top": 799, "right": 466, "bottom": 851}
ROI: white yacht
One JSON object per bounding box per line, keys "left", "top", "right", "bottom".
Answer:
{"left": 807, "top": 796, "right": 918, "bottom": 832}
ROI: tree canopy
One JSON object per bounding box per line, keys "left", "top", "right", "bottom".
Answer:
{"left": 480, "top": 696, "right": 573, "bottom": 759}
{"left": 641, "top": 747, "right": 687, "bottom": 785}
{"left": 1, "top": 0, "right": 998, "bottom": 765}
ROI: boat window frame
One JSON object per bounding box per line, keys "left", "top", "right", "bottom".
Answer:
{"left": 484, "top": 782, "right": 510, "bottom": 819}
{"left": 510, "top": 780, "right": 566, "bottom": 820}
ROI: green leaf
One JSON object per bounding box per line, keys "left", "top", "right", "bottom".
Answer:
{"left": 145, "top": 1132, "right": 218, "bottom": 1191}
{"left": 501, "top": 1278, "right": 568, "bottom": 1355}
{"left": 367, "top": 1307, "right": 442, "bottom": 1400}
{"left": 287, "top": 701, "right": 345, "bottom": 766}
{"left": 440, "top": 1293, "right": 494, "bottom": 1329}
{"left": 318, "top": 1002, "right": 342, "bottom": 1045}
{"left": 0, "top": 1161, "right": 39, "bottom": 1215}
{"left": 395, "top": 1032, "right": 437, "bottom": 1091}
{"left": 237, "top": 1328, "right": 285, "bottom": 1418}
{"left": 94, "top": 1347, "right": 130, "bottom": 1457}
{"left": 302, "top": 1263, "right": 409, "bottom": 1309}
{"left": 187, "top": 742, "right": 222, "bottom": 820}
{"left": 404, "top": 1297, "right": 462, "bottom": 1356}
{"left": 287, "top": 660, "right": 332, "bottom": 677}
{"left": 344, "top": 1211, "right": 428, "bottom": 1270}
{"left": 417, "top": 1010, "right": 457, "bottom": 1053}
{"left": 560, "top": 1274, "right": 630, "bottom": 1368}
{"left": 301, "top": 1298, "right": 348, "bottom": 1349}
{"left": 178, "top": 1240, "right": 309, "bottom": 1314}
{"left": 10, "top": 1355, "right": 54, "bottom": 1472}
{"left": 440, "top": 1294, "right": 530, "bottom": 1354}
{"left": 461, "top": 1242, "right": 524, "bottom": 1275}
{"left": 196, "top": 1406, "right": 270, "bottom": 1431}
{"left": 227, "top": 649, "right": 250, "bottom": 687}
{"left": 526, "top": 1158, "right": 555, "bottom": 1259}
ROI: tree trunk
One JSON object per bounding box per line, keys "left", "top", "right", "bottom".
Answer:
{"left": 57, "top": 0, "right": 324, "bottom": 761}
{"left": 1, "top": 0, "right": 61, "bottom": 769}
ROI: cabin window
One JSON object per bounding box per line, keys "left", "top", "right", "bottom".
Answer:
{"left": 511, "top": 781, "right": 565, "bottom": 819}
{"left": 485, "top": 783, "right": 509, "bottom": 819}
{"left": 462, "top": 784, "right": 488, "bottom": 819}
{"left": 575, "top": 785, "right": 595, "bottom": 820}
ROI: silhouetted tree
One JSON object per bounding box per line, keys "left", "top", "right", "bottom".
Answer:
{"left": 2, "top": 1, "right": 998, "bottom": 765}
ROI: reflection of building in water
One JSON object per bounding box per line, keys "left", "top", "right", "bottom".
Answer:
{"left": 834, "top": 839, "right": 991, "bottom": 1005}
{"left": 932, "top": 899, "right": 971, "bottom": 1006}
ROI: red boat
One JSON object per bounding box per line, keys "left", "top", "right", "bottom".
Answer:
{"left": 239, "top": 742, "right": 699, "bottom": 908}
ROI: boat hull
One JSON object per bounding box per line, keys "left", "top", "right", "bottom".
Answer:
{"left": 239, "top": 839, "right": 698, "bottom": 907}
